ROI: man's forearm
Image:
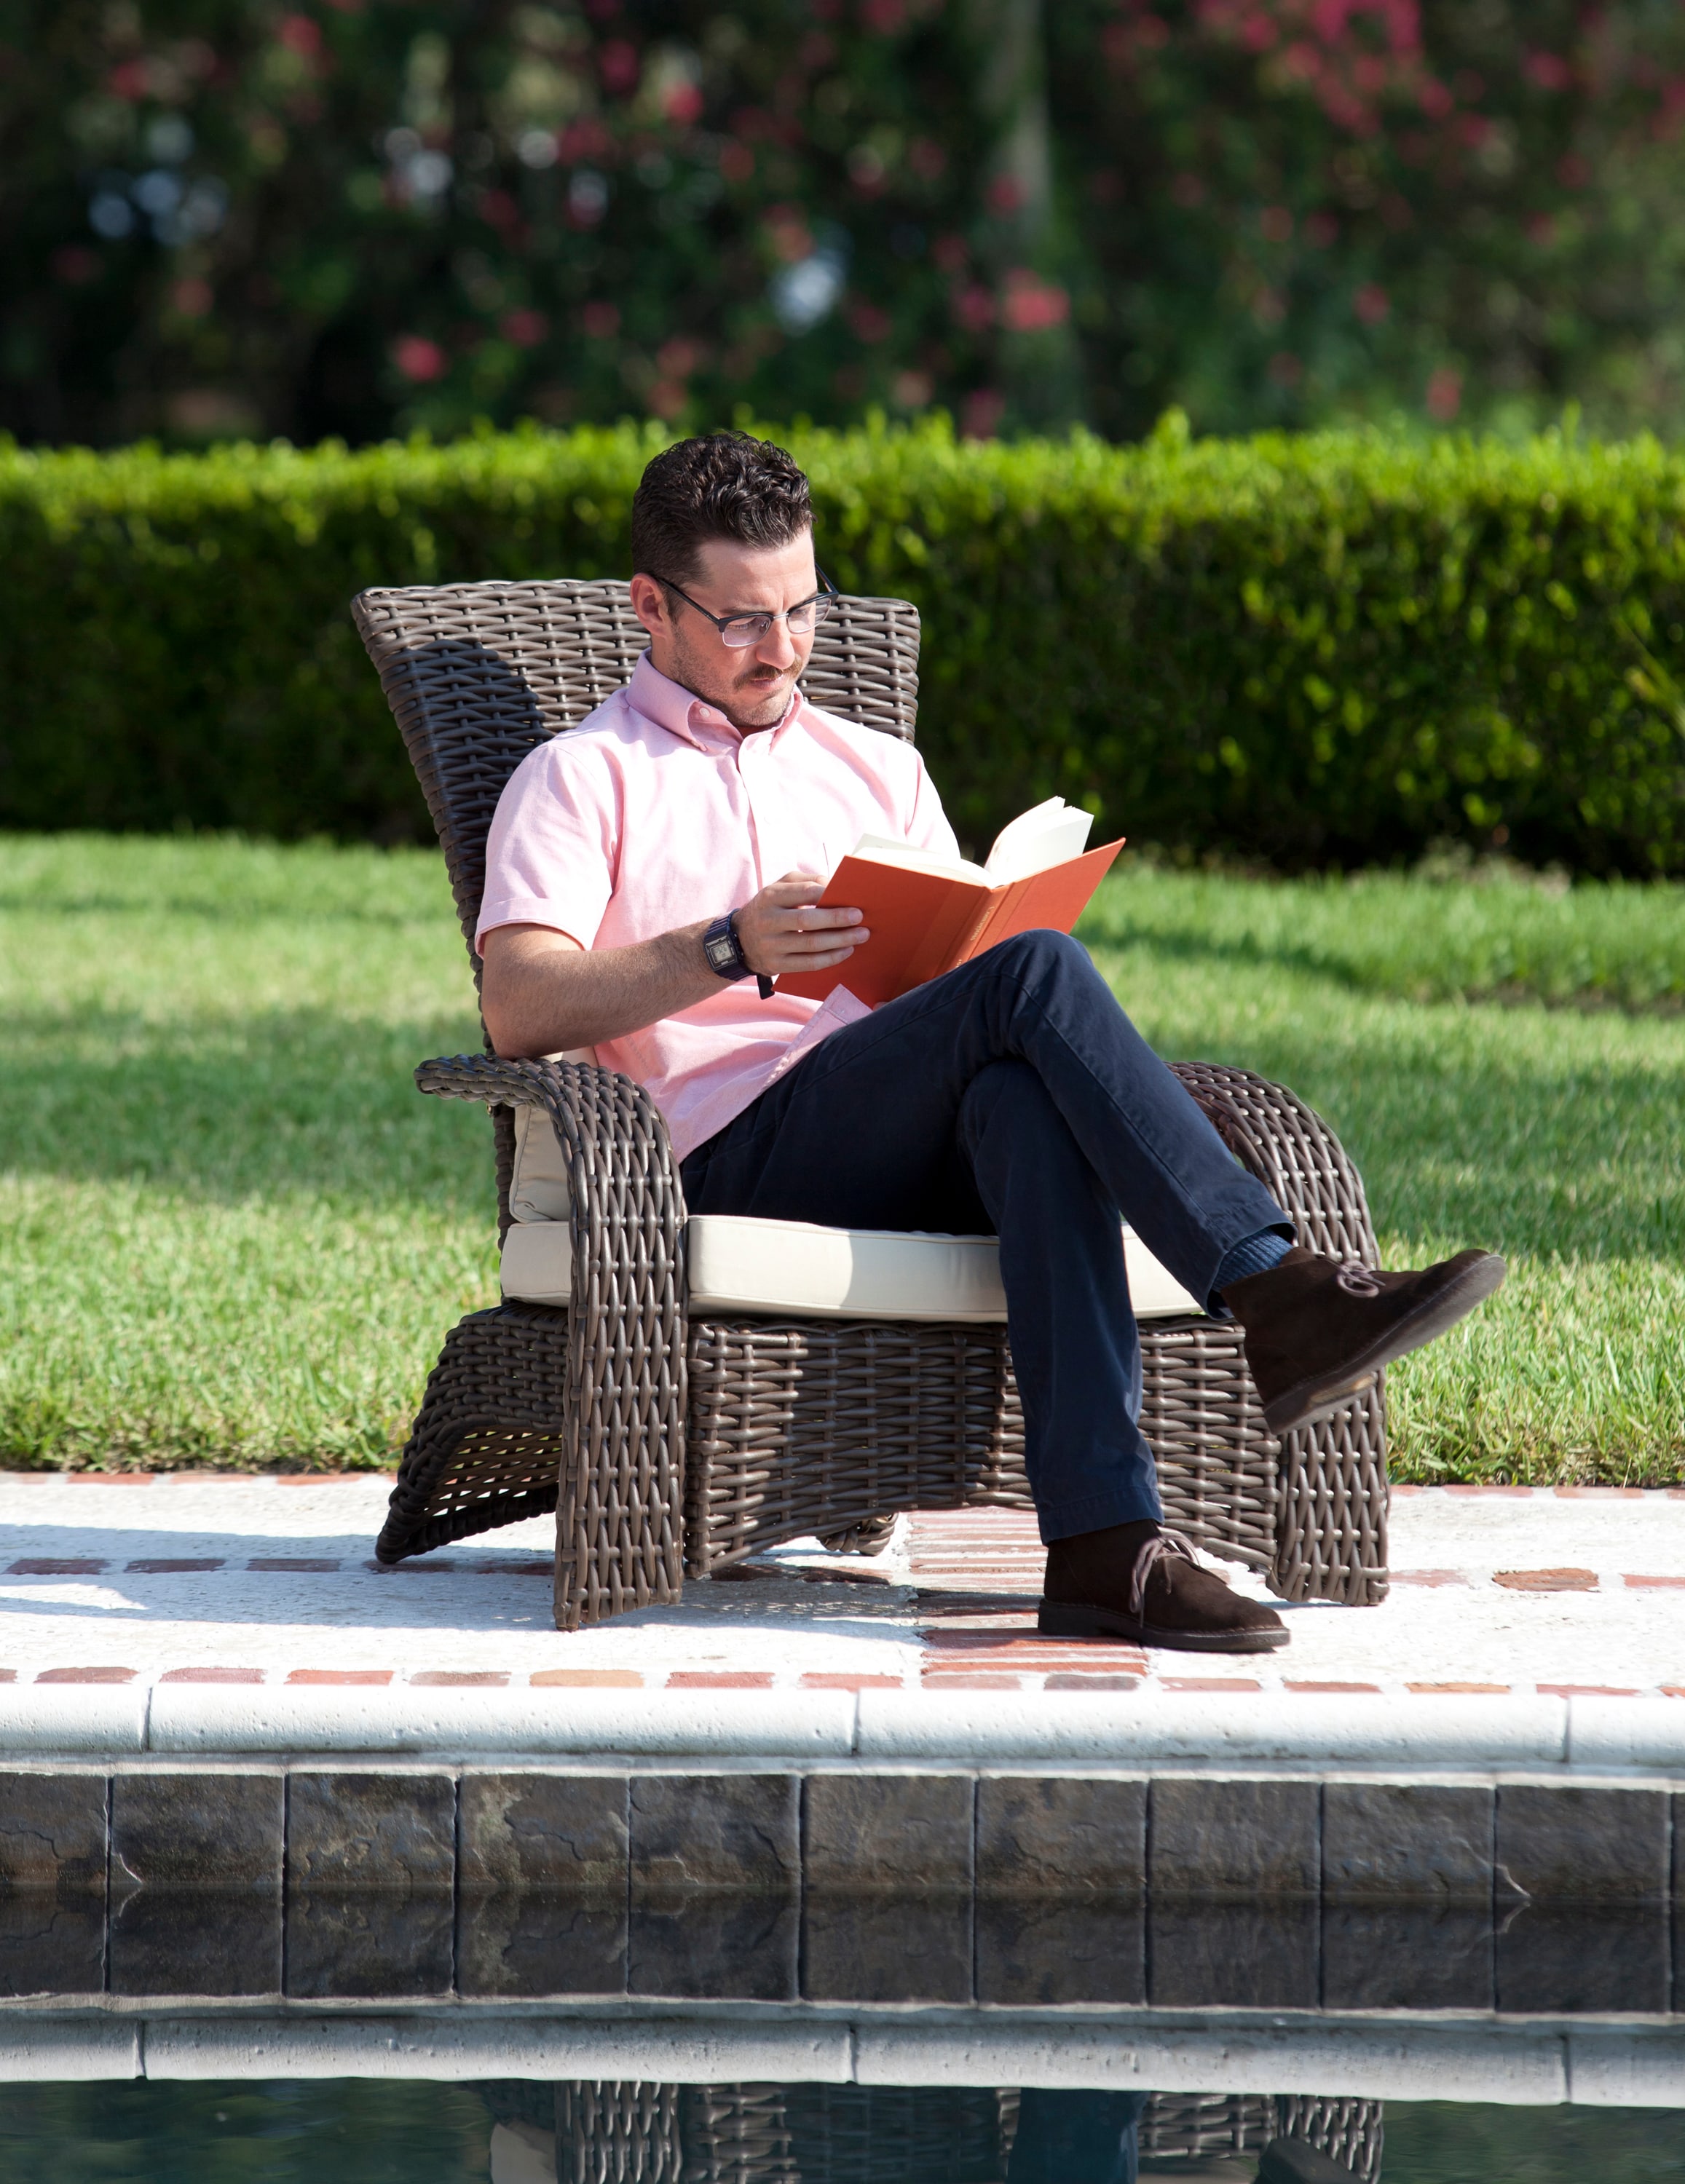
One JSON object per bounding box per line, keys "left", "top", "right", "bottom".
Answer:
{"left": 481, "top": 874, "right": 869, "bottom": 1057}
{"left": 483, "top": 923, "right": 717, "bottom": 1056}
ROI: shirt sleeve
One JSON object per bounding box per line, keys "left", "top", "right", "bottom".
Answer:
{"left": 475, "top": 737, "right": 617, "bottom": 955}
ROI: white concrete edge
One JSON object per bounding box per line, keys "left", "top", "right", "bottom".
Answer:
{"left": 1566, "top": 1697, "right": 1685, "bottom": 1770}
{"left": 0, "top": 1686, "right": 149, "bottom": 1756}
{"left": 4, "top": 2014, "right": 1683, "bottom": 2102}
{"left": 1566, "top": 2031, "right": 1685, "bottom": 2105}
{"left": 0, "top": 2018, "right": 141, "bottom": 2081}
{"left": 142, "top": 1685, "right": 859, "bottom": 1757}
{"left": 854, "top": 1690, "right": 1571, "bottom": 1767}
{"left": 4, "top": 1682, "right": 1684, "bottom": 1773}
{"left": 853, "top": 2021, "right": 1573, "bottom": 2103}
{"left": 143, "top": 2015, "right": 854, "bottom": 2083}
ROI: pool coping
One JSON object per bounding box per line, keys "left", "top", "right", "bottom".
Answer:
{"left": 1, "top": 2004, "right": 1683, "bottom": 2104}
{"left": 5, "top": 1682, "right": 1685, "bottom": 1772}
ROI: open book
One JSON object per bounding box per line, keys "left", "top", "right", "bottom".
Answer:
{"left": 778, "top": 798, "right": 1124, "bottom": 1006}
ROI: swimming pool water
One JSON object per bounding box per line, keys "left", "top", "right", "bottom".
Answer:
{"left": 0, "top": 2082, "right": 1678, "bottom": 2184}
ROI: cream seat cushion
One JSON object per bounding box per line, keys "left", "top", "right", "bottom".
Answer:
{"left": 502, "top": 1105, "right": 1201, "bottom": 1323}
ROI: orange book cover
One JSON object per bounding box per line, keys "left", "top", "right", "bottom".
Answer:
{"left": 778, "top": 836, "right": 1124, "bottom": 1006}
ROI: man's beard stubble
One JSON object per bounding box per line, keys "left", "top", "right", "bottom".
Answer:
{"left": 672, "top": 628, "right": 799, "bottom": 734}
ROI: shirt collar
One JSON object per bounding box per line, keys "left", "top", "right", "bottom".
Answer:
{"left": 627, "top": 651, "right": 805, "bottom": 751}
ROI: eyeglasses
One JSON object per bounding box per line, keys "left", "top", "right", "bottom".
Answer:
{"left": 655, "top": 569, "right": 838, "bottom": 649}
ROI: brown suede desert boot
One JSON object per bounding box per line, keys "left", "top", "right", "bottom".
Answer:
{"left": 1223, "top": 1243, "right": 1505, "bottom": 1436}
{"left": 1038, "top": 1519, "right": 1288, "bottom": 1653}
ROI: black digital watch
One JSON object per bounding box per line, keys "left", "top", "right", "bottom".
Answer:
{"left": 703, "top": 911, "right": 775, "bottom": 998}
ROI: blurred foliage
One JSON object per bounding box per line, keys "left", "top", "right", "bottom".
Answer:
{"left": 7, "top": 1, "right": 1685, "bottom": 448}
{"left": 4, "top": 416, "right": 1685, "bottom": 873}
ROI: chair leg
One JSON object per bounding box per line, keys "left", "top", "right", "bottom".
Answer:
{"left": 552, "top": 1292, "right": 687, "bottom": 1631}
{"left": 376, "top": 1303, "right": 573, "bottom": 1565}
{"left": 1271, "top": 1378, "right": 1390, "bottom": 1605}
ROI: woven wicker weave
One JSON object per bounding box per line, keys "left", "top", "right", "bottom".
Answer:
{"left": 1274, "top": 2097, "right": 1385, "bottom": 2184}
{"left": 353, "top": 576, "right": 1389, "bottom": 1629}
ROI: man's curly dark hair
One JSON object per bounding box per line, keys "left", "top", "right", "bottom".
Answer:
{"left": 631, "top": 430, "right": 813, "bottom": 586}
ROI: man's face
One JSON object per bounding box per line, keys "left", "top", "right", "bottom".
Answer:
{"left": 631, "top": 530, "right": 819, "bottom": 732}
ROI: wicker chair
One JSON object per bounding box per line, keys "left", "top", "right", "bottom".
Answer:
{"left": 352, "top": 578, "right": 1389, "bottom": 1631}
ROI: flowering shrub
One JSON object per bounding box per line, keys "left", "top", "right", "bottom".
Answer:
{"left": 6, "top": 4, "right": 1685, "bottom": 446}
{"left": 3, "top": 417, "right": 1683, "bottom": 874}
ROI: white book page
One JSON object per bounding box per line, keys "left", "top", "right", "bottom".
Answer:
{"left": 848, "top": 835, "right": 990, "bottom": 883}
{"left": 982, "top": 797, "right": 1095, "bottom": 884}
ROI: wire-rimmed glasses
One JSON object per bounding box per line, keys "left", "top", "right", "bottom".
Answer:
{"left": 655, "top": 568, "right": 839, "bottom": 649}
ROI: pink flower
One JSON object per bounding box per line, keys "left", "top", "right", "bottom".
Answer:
{"left": 559, "top": 117, "right": 614, "bottom": 162}
{"left": 1526, "top": 50, "right": 1572, "bottom": 92}
{"left": 961, "top": 388, "right": 1006, "bottom": 440}
{"left": 500, "top": 309, "right": 547, "bottom": 348}
{"left": 277, "top": 14, "right": 321, "bottom": 57}
{"left": 952, "top": 285, "right": 995, "bottom": 332}
{"left": 1426, "top": 366, "right": 1461, "bottom": 421}
{"left": 393, "top": 336, "right": 447, "bottom": 383}
{"left": 1354, "top": 282, "right": 1390, "bottom": 325}
{"left": 1000, "top": 270, "right": 1070, "bottom": 333}
{"left": 599, "top": 40, "right": 639, "bottom": 96}
{"left": 581, "top": 301, "right": 620, "bottom": 339}
{"left": 848, "top": 301, "right": 893, "bottom": 343}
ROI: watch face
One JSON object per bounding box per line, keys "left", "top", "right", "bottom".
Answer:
{"left": 705, "top": 932, "right": 735, "bottom": 971}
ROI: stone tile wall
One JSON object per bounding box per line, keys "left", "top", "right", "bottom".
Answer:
{"left": 0, "top": 1765, "right": 1676, "bottom": 2012}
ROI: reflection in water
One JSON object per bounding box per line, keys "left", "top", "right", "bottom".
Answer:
{"left": 0, "top": 2080, "right": 1680, "bottom": 2183}
{"left": 1006, "top": 2089, "right": 1146, "bottom": 2183}
{"left": 539, "top": 2086, "right": 1384, "bottom": 2184}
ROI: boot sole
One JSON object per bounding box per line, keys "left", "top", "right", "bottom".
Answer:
{"left": 1038, "top": 1600, "right": 1290, "bottom": 1653}
{"left": 1260, "top": 1251, "right": 1507, "bottom": 1438}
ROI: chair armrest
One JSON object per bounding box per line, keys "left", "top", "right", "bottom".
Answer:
{"left": 415, "top": 1052, "right": 686, "bottom": 1623}
{"left": 1171, "top": 1061, "right": 1379, "bottom": 1267}
{"left": 415, "top": 1050, "right": 687, "bottom": 1313}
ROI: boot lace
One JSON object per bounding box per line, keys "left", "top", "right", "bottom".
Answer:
{"left": 1334, "top": 1262, "right": 1385, "bottom": 1297}
{"left": 1129, "top": 1528, "right": 1203, "bottom": 1621}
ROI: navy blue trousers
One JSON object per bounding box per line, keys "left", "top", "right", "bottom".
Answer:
{"left": 679, "top": 930, "right": 1290, "bottom": 1543}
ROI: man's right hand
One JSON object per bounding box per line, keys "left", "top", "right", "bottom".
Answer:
{"left": 734, "top": 872, "right": 869, "bottom": 978}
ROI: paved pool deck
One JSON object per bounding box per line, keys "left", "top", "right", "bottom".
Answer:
{"left": 1, "top": 1476, "right": 1682, "bottom": 1764}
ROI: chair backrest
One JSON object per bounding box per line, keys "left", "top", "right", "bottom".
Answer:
{"left": 351, "top": 576, "right": 922, "bottom": 955}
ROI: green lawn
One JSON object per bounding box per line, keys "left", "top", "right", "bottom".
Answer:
{"left": 1, "top": 834, "right": 1681, "bottom": 1481}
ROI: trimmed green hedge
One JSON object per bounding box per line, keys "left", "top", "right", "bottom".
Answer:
{"left": 3, "top": 416, "right": 1684, "bottom": 871}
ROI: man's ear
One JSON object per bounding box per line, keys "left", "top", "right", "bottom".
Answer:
{"left": 628, "top": 571, "right": 670, "bottom": 641}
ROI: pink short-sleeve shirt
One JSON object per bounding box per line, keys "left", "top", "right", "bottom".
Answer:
{"left": 477, "top": 652, "right": 959, "bottom": 1160}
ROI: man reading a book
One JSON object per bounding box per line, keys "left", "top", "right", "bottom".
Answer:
{"left": 479, "top": 431, "right": 1504, "bottom": 1655}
